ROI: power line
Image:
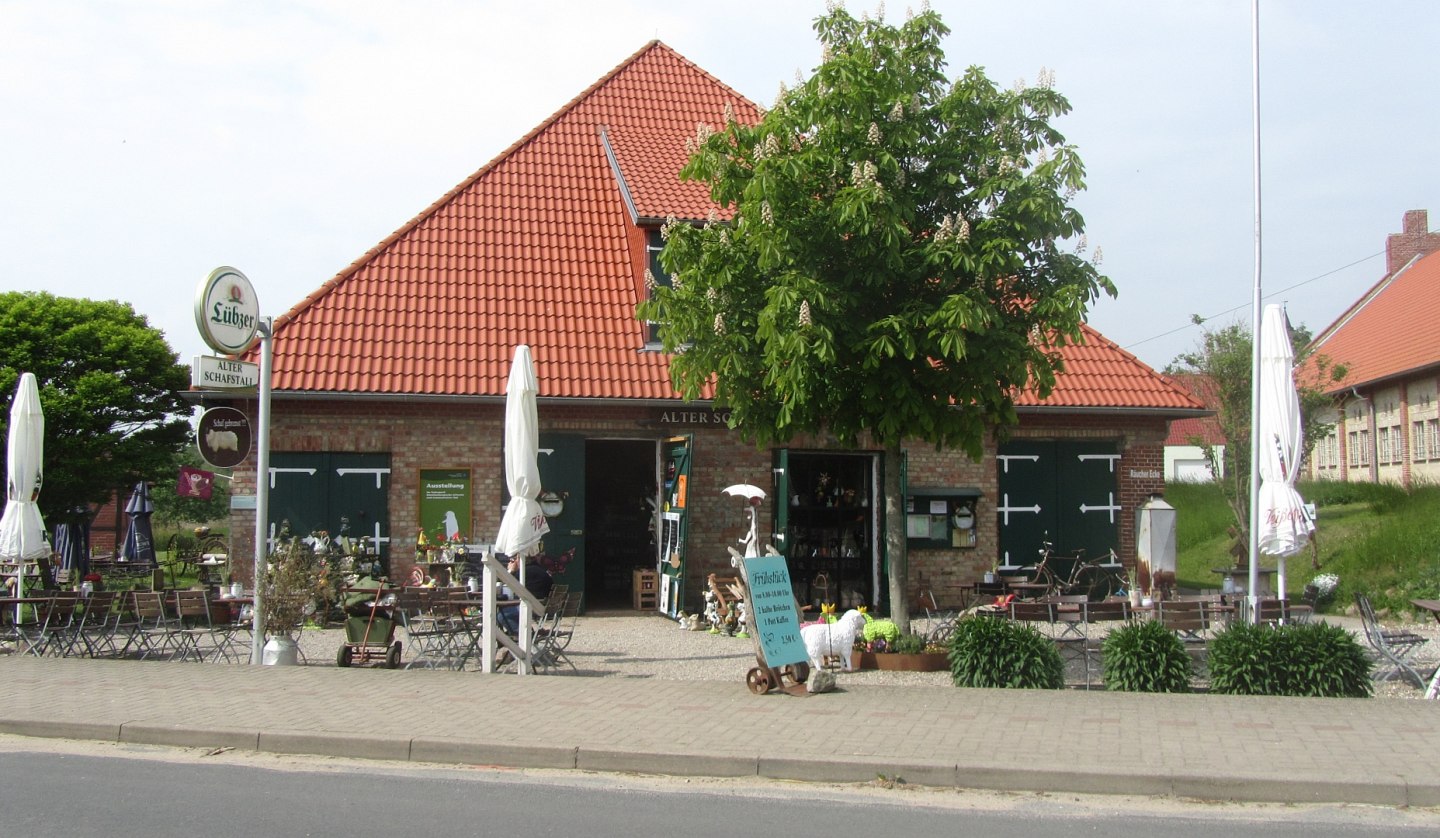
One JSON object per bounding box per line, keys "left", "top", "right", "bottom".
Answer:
{"left": 1122, "top": 248, "right": 1387, "bottom": 351}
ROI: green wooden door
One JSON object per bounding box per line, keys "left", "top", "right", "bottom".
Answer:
{"left": 535, "top": 433, "right": 585, "bottom": 596}
{"left": 267, "top": 452, "right": 391, "bottom": 555}
{"left": 996, "top": 441, "right": 1118, "bottom": 568}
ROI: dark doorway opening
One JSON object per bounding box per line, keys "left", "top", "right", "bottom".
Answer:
{"left": 584, "top": 439, "right": 657, "bottom": 610}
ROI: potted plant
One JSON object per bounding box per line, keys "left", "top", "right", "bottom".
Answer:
{"left": 259, "top": 538, "right": 329, "bottom": 665}
{"left": 849, "top": 619, "right": 950, "bottom": 671}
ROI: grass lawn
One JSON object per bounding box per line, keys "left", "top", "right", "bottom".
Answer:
{"left": 1169, "top": 480, "right": 1440, "bottom": 618}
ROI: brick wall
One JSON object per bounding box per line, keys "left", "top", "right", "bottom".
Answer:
{"left": 223, "top": 399, "right": 1170, "bottom": 613}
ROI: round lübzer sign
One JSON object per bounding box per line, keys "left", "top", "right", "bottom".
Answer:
{"left": 197, "top": 407, "right": 252, "bottom": 469}
{"left": 195, "top": 266, "right": 261, "bottom": 355}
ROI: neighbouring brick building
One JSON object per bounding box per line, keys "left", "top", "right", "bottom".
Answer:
{"left": 203, "top": 42, "right": 1202, "bottom": 613}
{"left": 1306, "top": 210, "right": 1440, "bottom": 487}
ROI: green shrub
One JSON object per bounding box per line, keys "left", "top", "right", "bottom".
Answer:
{"left": 948, "top": 615, "right": 1064, "bottom": 689}
{"left": 1101, "top": 619, "right": 1192, "bottom": 693}
{"left": 1208, "top": 622, "right": 1372, "bottom": 697}
{"left": 891, "top": 632, "right": 925, "bottom": 655}
{"left": 1281, "top": 623, "right": 1373, "bottom": 697}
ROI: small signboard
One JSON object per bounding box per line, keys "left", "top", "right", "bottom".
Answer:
{"left": 195, "top": 266, "right": 261, "bottom": 355}
{"left": 418, "top": 468, "right": 473, "bottom": 542}
{"left": 197, "top": 406, "right": 252, "bottom": 469}
{"left": 191, "top": 355, "right": 260, "bottom": 391}
{"left": 740, "top": 554, "right": 807, "bottom": 668}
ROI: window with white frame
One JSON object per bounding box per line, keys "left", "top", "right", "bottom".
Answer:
{"left": 1379, "top": 426, "right": 1393, "bottom": 465}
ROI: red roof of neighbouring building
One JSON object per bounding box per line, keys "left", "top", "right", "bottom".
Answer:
{"left": 1161, "top": 374, "right": 1224, "bottom": 445}
{"left": 1307, "top": 245, "right": 1440, "bottom": 392}
{"left": 251, "top": 41, "right": 1201, "bottom": 414}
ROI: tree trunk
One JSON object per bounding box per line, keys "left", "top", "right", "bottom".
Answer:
{"left": 884, "top": 442, "right": 909, "bottom": 633}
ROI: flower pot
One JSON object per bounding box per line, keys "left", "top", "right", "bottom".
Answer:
{"left": 850, "top": 651, "right": 949, "bottom": 672}
{"left": 262, "top": 635, "right": 299, "bottom": 666}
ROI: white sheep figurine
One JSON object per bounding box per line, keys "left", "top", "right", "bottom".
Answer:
{"left": 800, "top": 609, "right": 867, "bottom": 672}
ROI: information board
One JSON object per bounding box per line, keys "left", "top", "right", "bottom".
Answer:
{"left": 740, "top": 554, "right": 807, "bottom": 667}
{"left": 419, "top": 469, "right": 472, "bottom": 542}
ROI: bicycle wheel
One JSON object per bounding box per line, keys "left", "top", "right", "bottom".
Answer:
{"left": 198, "top": 534, "right": 229, "bottom": 558}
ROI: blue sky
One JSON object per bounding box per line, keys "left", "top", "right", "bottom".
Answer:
{"left": 3, "top": 0, "right": 1436, "bottom": 373}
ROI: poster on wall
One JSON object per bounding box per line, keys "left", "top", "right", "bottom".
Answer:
{"left": 419, "top": 469, "right": 472, "bottom": 543}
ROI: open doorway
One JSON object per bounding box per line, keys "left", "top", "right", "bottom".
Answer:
{"left": 584, "top": 439, "right": 657, "bottom": 609}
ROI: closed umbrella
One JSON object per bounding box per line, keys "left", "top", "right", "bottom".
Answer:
{"left": 121, "top": 481, "right": 158, "bottom": 570}
{"left": 494, "top": 345, "right": 549, "bottom": 559}
{"left": 0, "top": 372, "right": 47, "bottom": 617}
{"left": 1255, "top": 304, "right": 1314, "bottom": 603}
{"left": 53, "top": 519, "right": 90, "bottom": 578}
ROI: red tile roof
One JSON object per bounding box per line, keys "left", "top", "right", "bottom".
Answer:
{"left": 1160, "top": 374, "right": 1224, "bottom": 445}
{"left": 253, "top": 41, "right": 1201, "bottom": 414}
{"left": 1012, "top": 324, "right": 1203, "bottom": 411}
{"left": 1306, "top": 249, "right": 1440, "bottom": 392}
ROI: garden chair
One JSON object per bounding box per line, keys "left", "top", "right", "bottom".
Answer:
{"left": 1157, "top": 598, "right": 1211, "bottom": 675}
{"left": 16, "top": 592, "right": 76, "bottom": 657}
{"left": 126, "top": 590, "right": 178, "bottom": 660}
{"left": 1009, "top": 600, "right": 1087, "bottom": 682}
{"left": 65, "top": 590, "right": 119, "bottom": 658}
{"left": 1080, "top": 599, "right": 1131, "bottom": 689}
{"left": 168, "top": 590, "right": 216, "bottom": 662}
{"left": 397, "top": 590, "right": 456, "bottom": 670}
{"left": 206, "top": 595, "right": 250, "bottom": 663}
{"left": 1354, "top": 592, "right": 1428, "bottom": 687}
{"left": 530, "top": 590, "right": 583, "bottom": 674}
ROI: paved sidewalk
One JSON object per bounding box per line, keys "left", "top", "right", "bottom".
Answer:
{"left": 1, "top": 656, "right": 1437, "bottom": 807}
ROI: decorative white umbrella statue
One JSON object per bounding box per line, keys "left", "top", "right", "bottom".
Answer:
{"left": 1254, "top": 304, "right": 1314, "bottom": 603}
{"left": 0, "top": 372, "right": 48, "bottom": 617}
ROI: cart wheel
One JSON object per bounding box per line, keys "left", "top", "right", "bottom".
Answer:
{"left": 337, "top": 645, "right": 353, "bottom": 667}
{"left": 745, "top": 667, "right": 772, "bottom": 695}
{"left": 785, "top": 662, "right": 810, "bottom": 684}
{"left": 386, "top": 641, "right": 402, "bottom": 669}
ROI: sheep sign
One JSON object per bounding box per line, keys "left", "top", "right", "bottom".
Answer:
{"left": 739, "top": 555, "right": 808, "bottom": 668}
{"left": 197, "top": 406, "right": 252, "bottom": 468}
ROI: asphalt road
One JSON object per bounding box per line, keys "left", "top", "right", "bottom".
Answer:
{"left": 0, "top": 737, "right": 1434, "bottom": 837}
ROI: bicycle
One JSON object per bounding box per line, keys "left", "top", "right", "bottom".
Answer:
{"left": 1029, "top": 542, "right": 1126, "bottom": 601}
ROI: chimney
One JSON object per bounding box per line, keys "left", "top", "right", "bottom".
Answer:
{"left": 1386, "top": 209, "right": 1440, "bottom": 274}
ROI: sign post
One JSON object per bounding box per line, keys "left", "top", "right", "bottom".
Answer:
{"left": 194, "top": 266, "right": 269, "bottom": 664}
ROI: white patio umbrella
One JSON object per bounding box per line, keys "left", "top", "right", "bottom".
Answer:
{"left": 494, "top": 345, "right": 549, "bottom": 559}
{"left": 1254, "top": 304, "right": 1314, "bottom": 601}
{"left": 0, "top": 372, "right": 48, "bottom": 615}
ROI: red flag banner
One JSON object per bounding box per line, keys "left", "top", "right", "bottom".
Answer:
{"left": 177, "top": 466, "right": 215, "bottom": 500}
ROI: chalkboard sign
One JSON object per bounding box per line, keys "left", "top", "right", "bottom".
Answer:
{"left": 741, "top": 555, "right": 807, "bottom": 667}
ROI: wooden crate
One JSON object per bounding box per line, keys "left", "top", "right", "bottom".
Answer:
{"left": 632, "top": 569, "right": 659, "bottom": 610}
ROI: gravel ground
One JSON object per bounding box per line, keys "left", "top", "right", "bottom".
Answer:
{"left": 284, "top": 608, "right": 1439, "bottom": 697}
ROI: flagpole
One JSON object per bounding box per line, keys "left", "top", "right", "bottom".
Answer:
{"left": 1246, "top": 0, "right": 1264, "bottom": 622}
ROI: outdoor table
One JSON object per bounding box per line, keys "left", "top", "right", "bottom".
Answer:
{"left": 1410, "top": 599, "right": 1440, "bottom": 627}
{"left": 1211, "top": 567, "right": 1277, "bottom": 596}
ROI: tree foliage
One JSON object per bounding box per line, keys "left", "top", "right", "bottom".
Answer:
{"left": 638, "top": 6, "right": 1112, "bottom": 625}
{"left": 642, "top": 6, "right": 1112, "bottom": 457}
{"left": 0, "top": 291, "right": 192, "bottom": 524}
{"left": 1166, "top": 319, "right": 1344, "bottom": 550}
